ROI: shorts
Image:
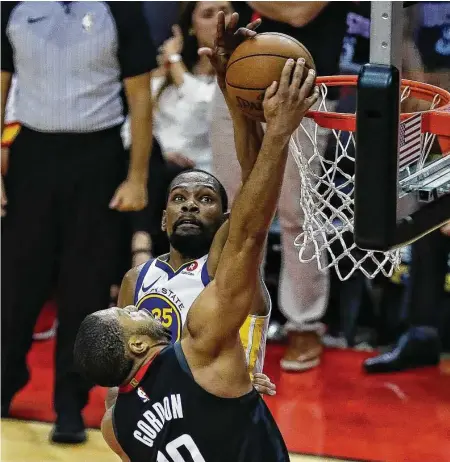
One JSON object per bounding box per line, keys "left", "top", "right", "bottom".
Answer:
{"left": 239, "top": 312, "right": 270, "bottom": 377}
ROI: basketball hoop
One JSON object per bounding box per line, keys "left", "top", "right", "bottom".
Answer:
{"left": 290, "top": 75, "right": 450, "bottom": 281}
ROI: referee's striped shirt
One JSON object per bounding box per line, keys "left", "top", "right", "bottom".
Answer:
{"left": 1, "top": 1, "right": 156, "bottom": 133}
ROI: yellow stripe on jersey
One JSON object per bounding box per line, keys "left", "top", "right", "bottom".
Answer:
{"left": 239, "top": 313, "right": 270, "bottom": 377}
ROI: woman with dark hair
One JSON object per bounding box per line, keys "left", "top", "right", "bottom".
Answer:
{"left": 152, "top": 1, "right": 233, "bottom": 173}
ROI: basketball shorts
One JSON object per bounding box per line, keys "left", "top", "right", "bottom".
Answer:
{"left": 239, "top": 312, "right": 270, "bottom": 377}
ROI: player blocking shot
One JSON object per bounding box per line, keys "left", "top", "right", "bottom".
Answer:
{"left": 74, "top": 12, "right": 319, "bottom": 462}
{"left": 113, "top": 13, "right": 271, "bottom": 399}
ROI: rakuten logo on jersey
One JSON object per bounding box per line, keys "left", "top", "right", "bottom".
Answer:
{"left": 186, "top": 261, "right": 198, "bottom": 272}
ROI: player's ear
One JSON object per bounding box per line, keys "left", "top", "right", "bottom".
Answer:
{"left": 161, "top": 210, "right": 167, "bottom": 232}
{"left": 128, "top": 335, "right": 151, "bottom": 356}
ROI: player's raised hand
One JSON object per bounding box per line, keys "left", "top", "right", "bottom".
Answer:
{"left": 252, "top": 373, "right": 276, "bottom": 396}
{"left": 263, "top": 58, "right": 320, "bottom": 138}
{"left": 198, "top": 11, "right": 261, "bottom": 90}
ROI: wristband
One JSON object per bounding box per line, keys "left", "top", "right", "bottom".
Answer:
{"left": 168, "top": 53, "right": 182, "bottom": 64}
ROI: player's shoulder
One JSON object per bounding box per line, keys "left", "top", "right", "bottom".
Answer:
{"left": 123, "top": 259, "right": 155, "bottom": 287}
{"left": 119, "top": 259, "right": 154, "bottom": 307}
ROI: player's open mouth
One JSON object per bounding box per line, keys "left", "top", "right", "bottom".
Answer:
{"left": 178, "top": 223, "right": 200, "bottom": 229}
{"left": 176, "top": 218, "right": 202, "bottom": 229}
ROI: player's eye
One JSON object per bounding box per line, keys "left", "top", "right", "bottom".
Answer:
{"left": 173, "top": 195, "right": 185, "bottom": 202}
{"left": 200, "top": 196, "right": 213, "bottom": 203}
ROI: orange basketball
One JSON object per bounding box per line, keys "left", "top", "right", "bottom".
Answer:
{"left": 225, "top": 33, "right": 316, "bottom": 122}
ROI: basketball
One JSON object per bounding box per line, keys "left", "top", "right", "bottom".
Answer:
{"left": 225, "top": 33, "right": 316, "bottom": 122}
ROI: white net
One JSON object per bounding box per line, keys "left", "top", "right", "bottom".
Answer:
{"left": 289, "top": 81, "right": 443, "bottom": 282}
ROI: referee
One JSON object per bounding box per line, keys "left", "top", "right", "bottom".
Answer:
{"left": 1, "top": 2, "right": 155, "bottom": 444}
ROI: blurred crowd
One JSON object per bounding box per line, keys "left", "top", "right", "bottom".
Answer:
{"left": 1, "top": 0, "right": 449, "bottom": 445}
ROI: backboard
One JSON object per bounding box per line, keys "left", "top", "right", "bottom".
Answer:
{"left": 354, "top": 1, "right": 450, "bottom": 251}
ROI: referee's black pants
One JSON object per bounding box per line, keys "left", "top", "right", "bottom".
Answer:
{"left": 1, "top": 126, "right": 126, "bottom": 419}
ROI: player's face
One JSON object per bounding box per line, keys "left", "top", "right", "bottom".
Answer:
{"left": 163, "top": 172, "right": 225, "bottom": 259}
{"left": 191, "top": 1, "right": 233, "bottom": 48}
{"left": 102, "top": 307, "right": 171, "bottom": 344}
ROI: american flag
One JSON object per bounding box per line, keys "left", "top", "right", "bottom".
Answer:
{"left": 398, "top": 113, "right": 423, "bottom": 170}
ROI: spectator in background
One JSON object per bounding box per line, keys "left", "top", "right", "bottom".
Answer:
{"left": 211, "top": 1, "right": 349, "bottom": 371}
{"left": 123, "top": 1, "right": 234, "bottom": 271}
{"left": 1, "top": 1, "right": 155, "bottom": 444}
{"left": 142, "top": 1, "right": 180, "bottom": 49}
{"left": 339, "top": 1, "right": 370, "bottom": 75}
{"left": 414, "top": 1, "right": 450, "bottom": 89}
{"left": 152, "top": 1, "right": 234, "bottom": 173}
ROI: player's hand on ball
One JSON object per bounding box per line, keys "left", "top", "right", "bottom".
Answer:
{"left": 252, "top": 373, "right": 276, "bottom": 396}
{"left": 198, "top": 11, "right": 261, "bottom": 90}
{"left": 263, "top": 58, "right": 320, "bottom": 138}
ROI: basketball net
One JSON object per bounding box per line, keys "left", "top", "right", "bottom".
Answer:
{"left": 289, "top": 77, "right": 448, "bottom": 281}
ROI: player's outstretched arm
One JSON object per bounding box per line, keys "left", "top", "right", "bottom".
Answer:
{"left": 202, "top": 12, "right": 264, "bottom": 277}
{"left": 209, "top": 12, "right": 263, "bottom": 185}
{"left": 206, "top": 112, "right": 263, "bottom": 279}
{"left": 186, "top": 59, "right": 319, "bottom": 352}
{"left": 199, "top": 11, "right": 263, "bottom": 186}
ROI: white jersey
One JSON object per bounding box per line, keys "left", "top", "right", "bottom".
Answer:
{"left": 134, "top": 254, "right": 271, "bottom": 374}
{"left": 134, "top": 255, "right": 210, "bottom": 342}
